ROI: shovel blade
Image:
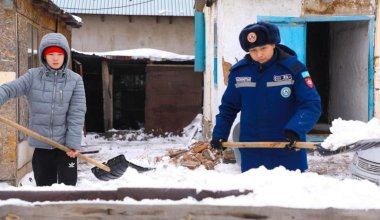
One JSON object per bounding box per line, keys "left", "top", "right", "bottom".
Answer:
{"left": 316, "top": 139, "right": 380, "bottom": 156}
{"left": 91, "top": 154, "right": 154, "bottom": 181}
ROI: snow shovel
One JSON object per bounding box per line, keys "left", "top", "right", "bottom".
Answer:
{"left": 0, "top": 116, "right": 153, "bottom": 181}
{"left": 314, "top": 138, "right": 380, "bottom": 156}
{"left": 222, "top": 140, "right": 380, "bottom": 156}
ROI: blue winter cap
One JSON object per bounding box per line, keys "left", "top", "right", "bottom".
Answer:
{"left": 239, "top": 22, "right": 281, "bottom": 52}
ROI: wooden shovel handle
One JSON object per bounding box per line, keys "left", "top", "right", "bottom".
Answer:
{"left": 222, "top": 141, "right": 319, "bottom": 149}
{"left": 0, "top": 116, "right": 110, "bottom": 172}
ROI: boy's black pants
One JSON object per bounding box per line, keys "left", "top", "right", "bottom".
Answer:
{"left": 32, "top": 148, "right": 77, "bottom": 186}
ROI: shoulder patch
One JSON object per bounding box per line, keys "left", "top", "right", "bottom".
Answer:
{"left": 304, "top": 77, "right": 314, "bottom": 88}
{"left": 301, "top": 71, "right": 310, "bottom": 78}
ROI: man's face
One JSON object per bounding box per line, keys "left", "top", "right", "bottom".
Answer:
{"left": 45, "top": 52, "right": 65, "bottom": 70}
{"left": 248, "top": 44, "right": 275, "bottom": 64}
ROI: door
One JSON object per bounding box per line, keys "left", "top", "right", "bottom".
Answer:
{"left": 270, "top": 21, "right": 307, "bottom": 63}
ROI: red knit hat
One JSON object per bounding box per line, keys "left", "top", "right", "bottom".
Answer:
{"left": 43, "top": 46, "right": 65, "bottom": 57}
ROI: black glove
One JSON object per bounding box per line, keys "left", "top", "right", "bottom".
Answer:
{"left": 210, "top": 138, "right": 226, "bottom": 151}
{"left": 284, "top": 130, "right": 300, "bottom": 150}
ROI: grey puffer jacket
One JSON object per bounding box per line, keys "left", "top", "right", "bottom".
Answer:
{"left": 0, "top": 33, "right": 86, "bottom": 149}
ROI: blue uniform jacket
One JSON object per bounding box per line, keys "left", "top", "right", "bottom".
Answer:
{"left": 212, "top": 44, "right": 321, "bottom": 172}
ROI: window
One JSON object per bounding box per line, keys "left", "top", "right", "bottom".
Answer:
{"left": 27, "top": 24, "right": 39, "bottom": 68}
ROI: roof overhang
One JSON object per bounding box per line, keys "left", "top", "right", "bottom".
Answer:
{"left": 32, "top": 0, "right": 82, "bottom": 28}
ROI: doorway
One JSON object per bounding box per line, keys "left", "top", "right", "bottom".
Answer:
{"left": 307, "top": 21, "right": 369, "bottom": 127}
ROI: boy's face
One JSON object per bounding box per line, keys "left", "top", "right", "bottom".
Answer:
{"left": 248, "top": 44, "right": 275, "bottom": 64}
{"left": 45, "top": 52, "right": 65, "bottom": 70}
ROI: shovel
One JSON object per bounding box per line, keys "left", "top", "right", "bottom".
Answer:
{"left": 0, "top": 116, "right": 153, "bottom": 181}
{"left": 222, "top": 140, "right": 380, "bottom": 156}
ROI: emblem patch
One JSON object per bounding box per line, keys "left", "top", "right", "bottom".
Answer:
{"left": 304, "top": 77, "right": 314, "bottom": 88}
{"left": 301, "top": 71, "right": 310, "bottom": 78}
{"left": 281, "top": 87, "right": 291, "bottom": 98}
{"left": 68, "top": 162, "right": 76, "bottom": 168}
{"left": 247, "top": 32, "right": 257, "bottom": 43}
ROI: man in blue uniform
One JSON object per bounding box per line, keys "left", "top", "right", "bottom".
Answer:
{"left": 210, "top": 22, "right": 321, "bottom": 172}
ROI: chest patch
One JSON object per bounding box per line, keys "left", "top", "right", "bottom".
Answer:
{"left": 236, "top": 77, "right": 251, "bottom": 82}
{"left": 281, "top": 87, "right": 291, "bottom": 98}
{"left": 273, "top": 74, "right": 292, "bottom": 82}
{"left": 235, "top": 77, "right": 256, "bottom": 88}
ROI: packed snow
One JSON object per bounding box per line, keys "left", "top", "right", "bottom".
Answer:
{"left": 1, "top": 115, "right": 380, "bottom": 209}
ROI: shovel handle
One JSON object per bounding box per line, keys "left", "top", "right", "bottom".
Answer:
{"left": 222, "top": 141, "right": 319, "bottom": 149}
{"left": 0, "top": 116, "right": 111, "bottom": 172}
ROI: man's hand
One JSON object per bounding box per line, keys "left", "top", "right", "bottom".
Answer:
{"left": 210, "top": 138, "right": 226, "bottom": 151}
{"left": 284, "top": 130, "right": 300, "bottom": 150}
{"left": 66, "top": 150, "right": 79, "bottom": 158}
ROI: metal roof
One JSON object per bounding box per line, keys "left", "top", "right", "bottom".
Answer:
{"left": 51, "top": 0, "right": 194, "bottom": 16}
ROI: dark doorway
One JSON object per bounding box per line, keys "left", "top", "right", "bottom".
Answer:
{"left": 307, "top": 22, "right": 330, "bottom": 125}
{"left": 111, "top": 63, "right": 146, "bottom": 130}
{"left": 75, "top": 57, "right": 104, "bottom": 132}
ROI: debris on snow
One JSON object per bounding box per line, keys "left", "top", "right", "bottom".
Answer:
{"left": 156, "top": 141, "right": 235, "bottom": 170}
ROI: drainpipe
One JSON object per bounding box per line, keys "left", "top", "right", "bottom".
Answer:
{"left": 194, "top": 11, "right": 205, "bottom": 73}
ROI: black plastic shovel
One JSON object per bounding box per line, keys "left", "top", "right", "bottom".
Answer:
{"left": 0, "top": 116, "right": 153, "bottom": 181}
{"left": 91, "top": 155, "right": 154, "bottom": 181}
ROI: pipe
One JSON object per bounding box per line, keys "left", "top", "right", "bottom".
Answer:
{"left": 194, "top": 11, "right": 205, "bottom": 73}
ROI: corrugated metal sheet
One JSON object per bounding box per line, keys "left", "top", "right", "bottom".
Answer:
{"left": 52, "top": 0, "right": 194, "bottom": 16}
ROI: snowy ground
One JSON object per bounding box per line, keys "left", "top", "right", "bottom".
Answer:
{"left": 1, "top": 115, "right": 380, "bottom": 210}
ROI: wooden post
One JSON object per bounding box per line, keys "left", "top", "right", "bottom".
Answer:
{"left": 101, "top": 60, "right": 113, "bottom": 131}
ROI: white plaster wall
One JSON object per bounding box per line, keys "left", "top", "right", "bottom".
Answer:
{"left": 202, "top": 7, "right": 214, "bottom": 137}
{"left": 203, "top": 0, "right": 302, "bottom": 139}
{"left": 0, "top": 71, "right": 16, "bottom": 84}
{"left": 329, "top": 21, "right": 369, "bottom": 121}
{"left": 17, "top": 140, "right": 34, "bottom": 170}
{"left": 72, "top": 15, "right": 194, "bottom": 55}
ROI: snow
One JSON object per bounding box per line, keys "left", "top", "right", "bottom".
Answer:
{"left": 322, "top": 117, "right": 380, "bottom": 150}
{"left": 1, "top": 115, "right": 380, "bottom": 209}
{"left": 72, "top": 48, "right": 194, "bottom": 62}
{"left": 71, "top": 15, "right": 82, "bottom": 23}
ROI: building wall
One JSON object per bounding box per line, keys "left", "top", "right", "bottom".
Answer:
{"left": 0, "top": 0, "right": 74, "bottom": 185}
{"left": 71, "top": 15, "right": 194, "bottom": 55}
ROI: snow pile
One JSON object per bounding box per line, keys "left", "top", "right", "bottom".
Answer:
{"left": 321, "top": 117, "right": 380, "bottom": 150}
{"left": 73, "top": 48, "right": 194, "bottom": 62}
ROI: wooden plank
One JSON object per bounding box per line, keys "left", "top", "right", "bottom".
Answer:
{"left": 1, "top": 203, "right": 380, "bottom": 220}
{"left": 0, "top": 188, "right": 252, "bottom": 202}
